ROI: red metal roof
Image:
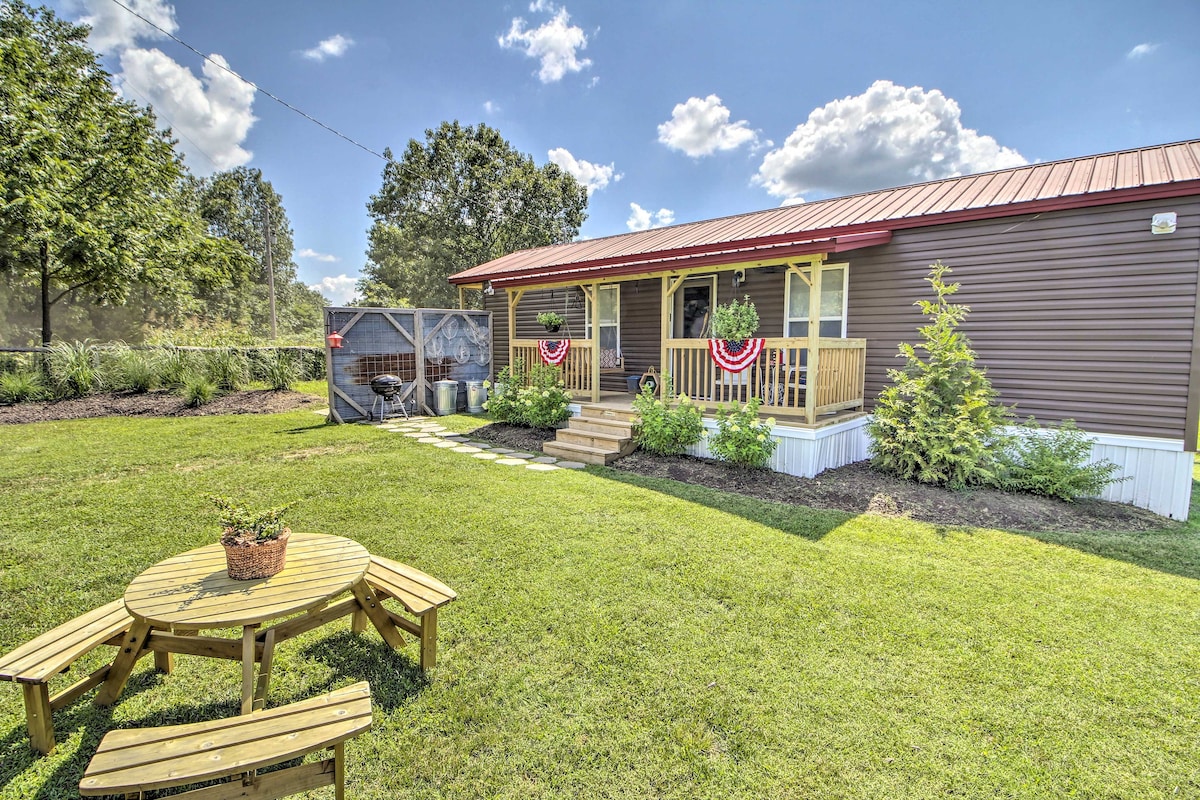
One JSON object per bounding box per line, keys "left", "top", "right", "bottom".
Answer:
{"left": 451, "top": 139, "right": 1200, "bottom": 287}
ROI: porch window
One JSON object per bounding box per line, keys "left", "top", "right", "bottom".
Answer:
{"left": 586, "top": 285, "right": 621, "bottom": 367}
{"left": 786, "top": 265, "right": 847, "bottom": 337}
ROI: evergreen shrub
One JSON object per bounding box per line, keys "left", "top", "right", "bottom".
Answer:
{"left": 867, "top": 262, "right": 1009, "bottom": 488}
{"left": 998, "top": 418, "right": 1125, "bottom": 501}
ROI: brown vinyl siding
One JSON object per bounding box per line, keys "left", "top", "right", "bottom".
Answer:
{"left": 847, "top": 197, "right": 1200, "bottom": 441}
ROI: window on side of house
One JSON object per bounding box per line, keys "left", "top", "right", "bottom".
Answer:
{"left": 786, "top": 265, "right": 847, "bottom": 338}
{"left": 586, "top": 284, "right": 621, "bottom": 366}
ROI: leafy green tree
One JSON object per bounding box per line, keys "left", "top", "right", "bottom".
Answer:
{"left": 867, "top": 261, "right": 1010, "bottom": 488}
{"left": 363, "top": 121, "right": 587, "bottom": 308}
{"left": 187, "top": 167, "right": 324, "bottom": 340}
{"left": 0, "top": 2, "right": 235, "bottom": 345}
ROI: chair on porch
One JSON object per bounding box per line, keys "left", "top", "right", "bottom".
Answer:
{"left": 761, "top": 348, "right": 806, "bottom": 407}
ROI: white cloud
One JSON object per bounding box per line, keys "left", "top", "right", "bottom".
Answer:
{"left": 755, "top": 80, "right": 1027, "bottom": 198}
{"left": 77, "top": 0, "right": 176, "bottom": 53}
{"left": 657, "top": 94, "right": 758, "bottom": 157}
{"left": 310, "top": 275, "right": 359, "bottom": 306}
{"left": 498, "top": 7, "right": 591, "bottom": 83}
{"left": 780, "top": 196, "right": 806, "bottom": 207}
{"left": 303, "top": 34, "right": 354, "bottom": 62}
{"left": 298, "top": 248, "right": 338, "bottom": 263}
{"left": 547, "top": 147, "right": 621, "bottom": 194}
{"left": 1126, "top": 42, "right": 1159, "bottom": 60}
{"left": 118, "top": 49, "right": 256, "bottom": 172}
{"left": 69, "top": 0, "right": 256, "bottom": 176}
{"left": 483, "top": 100, "right": 500, "bottom": 114}
{"left": 626, "top": 203, "right": 674, "bottom": 232}
{"left": 529, "top": 0, "right": 555, "bottom": 11}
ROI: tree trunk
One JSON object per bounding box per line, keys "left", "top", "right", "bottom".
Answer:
{"left": 40, "top": 240, "right": 52, "bottom": 346}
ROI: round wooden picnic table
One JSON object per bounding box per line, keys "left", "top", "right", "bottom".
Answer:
{"left": 104, "top": 533, "right": 373, "bottom": 714}
{"left": 123, "top": 532, "right": 369, "bottom": 628}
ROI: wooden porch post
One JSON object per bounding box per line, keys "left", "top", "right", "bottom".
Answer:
{"left": 660, "top": 276, "right": 671, "bottom": 399}
{"left": 507, "top": 289, "right": 524, "bottom": 378}
{"left": 805, "top": 258, "right": 823, "bottom": 425}
{"left": 590, "top": 281, "right": 601, "bottom": 403}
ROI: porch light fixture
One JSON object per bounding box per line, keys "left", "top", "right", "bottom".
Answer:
{"left": 326, "top": 331, "right": 345, "bottom": 349}
{"left": 732, "top": 269, "right": 747, "bottom": 288}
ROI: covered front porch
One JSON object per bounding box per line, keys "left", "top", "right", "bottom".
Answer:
{"left": 491, "top": 254, "right": 868, "bottom": 426}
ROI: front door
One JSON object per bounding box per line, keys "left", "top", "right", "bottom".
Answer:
{"left": 673, "top": 276, "right": 716, "bottom": 338}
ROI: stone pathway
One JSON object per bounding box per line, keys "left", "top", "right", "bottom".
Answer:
{"left": 368, "top": 417, "right": 586, "bottom": 472}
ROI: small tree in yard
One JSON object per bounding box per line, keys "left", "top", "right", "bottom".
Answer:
{"left": 868, "top": 261, "right": 1009, "bottom": 488}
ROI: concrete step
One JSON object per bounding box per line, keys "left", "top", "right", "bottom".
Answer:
{"left": 567, "top": 415, "right": 634, "bottom": 437}
{"left": 557, "top": 427, "right": 630, "bottom": 450}
{"left": 543, "top": 440, "right": 635, "bottom": 465}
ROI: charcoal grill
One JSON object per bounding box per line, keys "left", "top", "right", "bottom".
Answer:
{"left": 368, "top": 374, "right": 409, "bottom": 421}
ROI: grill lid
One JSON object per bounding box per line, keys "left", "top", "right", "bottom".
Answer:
{"left": 370, "top": 374, "right": 403, "bottom": 398}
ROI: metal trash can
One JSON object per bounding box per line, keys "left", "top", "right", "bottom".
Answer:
{"left": 434, "top": 380, "right": 458, "bottom": 416}
{"left": 466, "top": 380, "right": 486, "bottom": 413}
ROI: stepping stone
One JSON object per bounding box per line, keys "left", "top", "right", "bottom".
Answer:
{"left": 490, "top": 448, "right": 515, "bottom": 455}
{"left": 451, "top": 446, "right": 482, "bottom": 454}
{"left": 531, "top": 456, "right": 558, "bottom": 464}
{"left": 418, "top": 437, "right": 442, "bottom": 444}
{"left": 494, "top": 458, "right": 528, "bottom": 466}
{"left": 557, "top": 461, "right": 586, "bottom": 470}
{"left": 434, "top": 441, "right": 459, "bottom": 448}
{"left": 508, "top": 452, "right": 535, "bottom": 460}
{"left": 434, "top": 430, "right": 460, "bottom": 438}
{"left": 404, "top": 432, "right": 426, "bottom": 438}
{"left": 526, "top": 463, "right": 559, "bottom": 471}
{"left": 472, "top": 452, "right": 499, "bottom": 460}
{"left": 465, "top": 441, "right": 493, "bottom": 449}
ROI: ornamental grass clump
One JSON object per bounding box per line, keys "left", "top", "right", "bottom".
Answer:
{"left": 0, "top": 370, "right": 46, "bottom": 404}
{"left": 46, "top": 339, "right": 103, "bottom": 398}
{"left": 632, "top": 380, "right": 704, "bottom": 455}
{"left": 708, "top": 398, "right": 778, "bottom": 468}
{"left": 997, "top": 417, "right": 1126, "bottom": 501}
{"left": 868, "top": 261, "right": 1009, "bottom": 489}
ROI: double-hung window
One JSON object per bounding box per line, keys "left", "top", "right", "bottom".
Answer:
{"left": 785, "top": 265, "right": 847, "bottom": 338}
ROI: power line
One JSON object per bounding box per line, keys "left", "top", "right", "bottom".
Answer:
{"left": 105, "top": 0, "right": 386, "bottom": 161}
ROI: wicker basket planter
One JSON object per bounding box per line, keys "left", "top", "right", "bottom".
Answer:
{"left": 222, "top": 529, "right": 291, "bottom": 580}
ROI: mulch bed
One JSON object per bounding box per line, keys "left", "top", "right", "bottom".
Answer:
{"left": 0, "top": 392, "right": 1175, "bottom": 533}
{"left": 470, "top": 422, "right": 1176, "bottom": 533}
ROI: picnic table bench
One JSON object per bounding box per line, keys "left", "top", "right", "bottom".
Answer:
{"left": 0, "top": 599, "right": 163, "bottom": 754}
{"left": 360, "top": 555, "right": 458, "bottom": 671}
{"left": 80, "top": 680, "right": 372, "bottom": 799}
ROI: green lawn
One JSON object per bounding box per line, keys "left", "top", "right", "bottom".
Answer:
{"left": 0, "top": 406, "right": 1197, "bottom": 798}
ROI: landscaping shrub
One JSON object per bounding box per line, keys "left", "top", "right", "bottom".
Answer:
{"left": 708, "top": 398, "right": 778, "bottom": 468}
{"left": 997, "top": 418, "right": 1125, "bottom": 501}
{"left": 867, "top": 261, "right": 1009, "bottom": 488}
{"left": 45, "top": 339, "right": 103, "bottom": 398}
{"left": 483, "top": 361, "right": 524, "bottom": 424}
{"left": 0, "top": 370, "right": 46, "bottom": 404}
{"left": 183, "top": 375, "right": 217, "bottom": 407}
{"left": 514, "top": 364, "right": 571, "bottom": 429}
{"left": 632, "top": 382, "right": 704, "bottom": 455}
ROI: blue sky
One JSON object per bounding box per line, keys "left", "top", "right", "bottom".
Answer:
{"left": 48, "top": 0, "right": 1200, "bottom": 304}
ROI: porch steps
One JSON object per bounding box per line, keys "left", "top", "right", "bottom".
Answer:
{"left": 542, "top": 406, "right": 638, "bottom": 465}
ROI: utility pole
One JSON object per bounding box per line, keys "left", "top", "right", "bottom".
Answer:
{"left": 264, "top": 202, "right": 277, "bottom": 340}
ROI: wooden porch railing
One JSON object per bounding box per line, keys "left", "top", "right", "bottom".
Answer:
{"left": 511, "top": 339, "right": 595, "bottom": 398}
{"left": 665, "top": 337, "right": 866, "bottom": 424}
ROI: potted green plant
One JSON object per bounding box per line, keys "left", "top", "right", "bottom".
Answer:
{"left": 709, "top": 295, "right": 759, "bottom": 342}
{"left": 211, "top": 496, "right": 297, "bottom": 580}
{"left": 536, "top": 311, "right": 566, "bottom": 333}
